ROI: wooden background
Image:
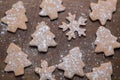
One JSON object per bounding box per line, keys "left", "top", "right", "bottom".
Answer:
{"left": 0, "top": 0, "right": 120, "bottom": 80}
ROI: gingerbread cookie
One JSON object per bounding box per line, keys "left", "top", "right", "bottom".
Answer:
{"left": 57, "top": 47, "right": 85, "bottom": 78}
{"left": 29, "top": 21, "right": 57, "bottom": 52}
{"left": 35, "top": 60, "right": 56, "bottom": 80}
{"left": 59, "top": 13, "right": 87, "bottom": 40}
{"left": 4, "top": 43, "right": 32, "bottom": 76}
{"left": 95, "top": 26, "right": 120, "bottom": 56}
{"left": 89, "top": 0, "right": 117, "bottom": 25}
{"left": 39, "top": 0, "right": 65, "bottom": 20}
{"left": 1, "top": 1, "right": 28, "bottom": 32}
{"left": 86, "top": 62, "right": 112, "bottom": 80}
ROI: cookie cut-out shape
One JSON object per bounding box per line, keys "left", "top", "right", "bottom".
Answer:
{"left": 1, "top": 1, "right": 28, "bottom": 32}
{"left": 35, "top": 60, "right": 56, "bottom": 80}
{"left": 86, "top": 62, "right": 112, "bottom": 80}
{"left": 39, "top": 0, "right": 65, "bottom": 20}
{"left": 4, "top": 43, "right": 32, "bottom": 76}
{"left": 89, "top": 0, "right": 117, "bottom": 25}
{"left": 29, "top": 21, "right": 57, "bottom": 52}
{"left": 59, "top": 13, "right": 87, "bottom": 40}
{"left": 95, "top": 26, "right": 120, "bottom": 56}
{"left": 57, "top": 47, "right": 85, "bottom": 78}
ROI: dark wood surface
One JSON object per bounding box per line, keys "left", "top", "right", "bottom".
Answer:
{"left": 0, "top": 0, "right": 120, "bottom": 80}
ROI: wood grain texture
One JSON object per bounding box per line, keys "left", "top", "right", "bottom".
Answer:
{"left": 0, "top": 0, "right": 120, "bottom": 80}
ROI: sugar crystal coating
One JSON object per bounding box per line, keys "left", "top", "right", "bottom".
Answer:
{"left": 5, "top": 43, "right": 32, "bottom": 76}
{"left": 86, "top": 62, "right": 112, "bottom": 80}
{"left": 1, "top": 1, "right": 28, "bottom": 32}
{"left": 57, "top": 47, "right": 85, "bottom": 78}
{"left": 29, "top": 21, "right": 57, "bottom": 52}
{"left": 35, "top": 60, "right": 56, "bottom": 80}
{"left": 89, "top": 0, "right": 117, "bottom": 25}
{"left": 39, "top": 0, "right": 65, "bottom": 20}
{"left": 95, "top": 26, "right": 120, "bottom": 56}
{"left": 59, "top": 13, "right": 87, "bottom": 40}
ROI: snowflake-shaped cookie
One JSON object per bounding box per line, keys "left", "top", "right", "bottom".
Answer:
{"left": 39, "top": 0, "right": 65, "bottom": 20}
{"left": 59, "top": 13, "right": 87, "bottom": 40}
{"left": 89, "top": 0, "right": 117, "bottom": 25}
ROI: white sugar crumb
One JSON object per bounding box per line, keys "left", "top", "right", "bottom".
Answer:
{"left": 59, "top": 59, "right": 62, "bottom": 62}
{"left": 74, "top": 10, "right": 77, "bottom": 13}
{"left": 80, "top": 5, "right": 83, "bottom": 8}
{"left": 91, "top": 42, "right": 95, "bottom": 48}
{"left": 60, "top": 55, "right": 63, "bottom": 58}
{"left": 59, "top": 72, "right": 63, "bottom": 75}
{"left": 81, "top": 13, "right": 87, "bottom": 17}
{"left": 1, "top": 31, "right": 5, "bottom": 35}
{"left": 55, "top": 65, "right": 58, "bottom": 67}
{"left": 1, "top": 70, "right": 5, "bottom": 77}
{"left": 68, "top": 7, "right": 71, "bottom": 10}
{"left": 67, "top": 44, "right": 71, "bottom": 47}
{"left": 0, "top": 22, "right": 7, "bottom": 35}
{"left": 60, "top": 77, "right": 63, "bottom": 80}
{"left": 116, "top": 66, "right": 119, "bottom": 69}
{"left": 22, "top": 76, "right": 25, "bottom": 79}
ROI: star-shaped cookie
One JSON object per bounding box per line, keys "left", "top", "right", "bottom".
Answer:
{"left": 35, "top": 60, "right": 56, "bottom": 80}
